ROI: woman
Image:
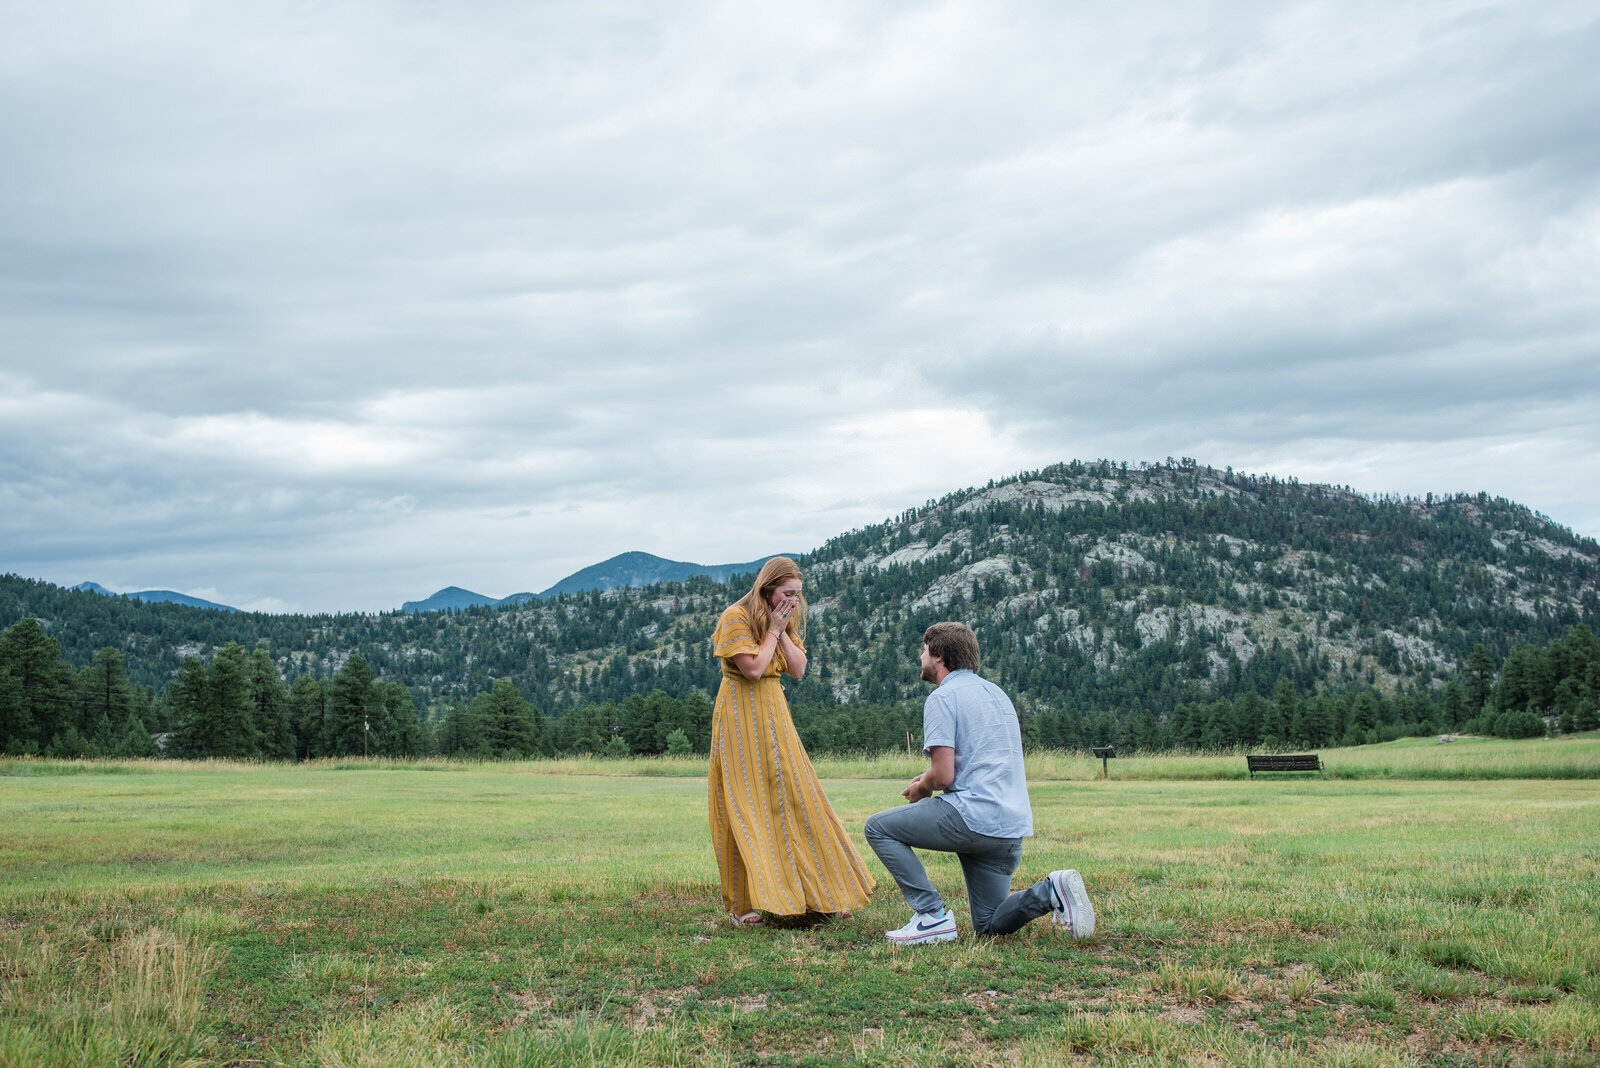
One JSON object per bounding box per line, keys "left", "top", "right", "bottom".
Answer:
{"left": 708, "top": 556, "right": 875, "bottom": 926}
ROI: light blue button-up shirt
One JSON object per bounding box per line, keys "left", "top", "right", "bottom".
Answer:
{"left": 922, "top": 669, "right": 1033, "bottom": 839}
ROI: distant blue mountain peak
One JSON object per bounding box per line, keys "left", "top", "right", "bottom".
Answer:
{"left": 399, "top": 551, "right": 792, "bottom": 614}
{"left": 399, "top": 587, "right": 505, "bottom": 613}
{"left": 73, "top": 581, "right": 238, "bottom": 613}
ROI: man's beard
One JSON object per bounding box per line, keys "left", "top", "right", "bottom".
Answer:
{"left": 921, "top": 663, "right": 938, "bottom": 683}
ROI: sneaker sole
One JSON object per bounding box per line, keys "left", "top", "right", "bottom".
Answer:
{"left": 886, "top": 929, "right": 958, "bottom": 945}
{"left": 1049, "top": 870, "right": 1095, "bottom": 939}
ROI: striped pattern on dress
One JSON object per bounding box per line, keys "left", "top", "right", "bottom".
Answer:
{"left": 707, "top": 605, "right": 875, "bottom": 916}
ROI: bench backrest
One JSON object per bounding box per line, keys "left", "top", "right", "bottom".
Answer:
{"left": 1246, "top": 754, "right": 1322, "bottom": 772}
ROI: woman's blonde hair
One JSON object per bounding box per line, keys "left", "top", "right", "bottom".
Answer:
{"left": 734, "top": 556, "right": 806, "bottom": 645}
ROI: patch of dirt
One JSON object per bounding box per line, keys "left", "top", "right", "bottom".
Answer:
{"left": 1207, "top": 917, "right": 1329, "bottom": 942}
{"left": 627, "top": 995, "right": 680, "bottom": 1026}
{"left": 506, "top": 988, "right": 558, "bottom": 1020}
{"left": 704, "top": 992, "right": 768, "bottom": 1013}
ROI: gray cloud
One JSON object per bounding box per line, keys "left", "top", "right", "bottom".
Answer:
{"left": 3, "top": 1, "right": 1598, "bottom": 612}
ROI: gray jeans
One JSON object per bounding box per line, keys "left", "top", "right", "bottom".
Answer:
{"left": 864, "top": 796, "right": 1054, "bottom": 936}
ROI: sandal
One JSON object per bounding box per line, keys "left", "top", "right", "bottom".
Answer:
{"left": 730, "top": 911, "right": 764, "bottom": 927}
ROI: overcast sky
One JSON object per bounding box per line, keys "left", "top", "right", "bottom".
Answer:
{"left": 3, "top": 1, "right": 1598, "bottom": 614}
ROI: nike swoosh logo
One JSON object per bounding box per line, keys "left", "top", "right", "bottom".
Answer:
{"left": 915, "top": 918, "right": 948, "bottom": 931}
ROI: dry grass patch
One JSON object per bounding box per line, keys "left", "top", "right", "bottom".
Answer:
{"left": 0, "top": 922, "right": 220, "bottom": 1066}
{"left": 1278, "top": 964, "right": 1328, "bottom": 1004}
{"left": 1146, "top": 963, "right": 1249, "bottom": 1005}
{"left": 1451, "top": 998, "right": 1600, "bottom": 1054}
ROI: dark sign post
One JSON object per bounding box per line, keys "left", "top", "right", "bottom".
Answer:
{"left": 1090, "top": 745, "right": 1115, "bottom": 779}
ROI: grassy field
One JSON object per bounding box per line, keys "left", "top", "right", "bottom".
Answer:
{"left": 2, "top": 737, "right": 1598, "bottom": 1066}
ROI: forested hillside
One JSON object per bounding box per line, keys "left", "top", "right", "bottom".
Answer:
{"left": 4, "top": 459, "right": 1598, "bottom": 758}
{"left": 798, "top": 459, "right": 1598, "bottom": 708}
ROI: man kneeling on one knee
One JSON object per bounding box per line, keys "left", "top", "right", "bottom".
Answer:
{"left": 864, "top": 621, "right": 1096, "bottom": 945}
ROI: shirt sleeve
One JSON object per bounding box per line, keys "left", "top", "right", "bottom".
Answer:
{"left": 713, "top": 607, "right": 760, "bottom": 660}
{"left": 922, "top": 690, "right": 956, "bottom": 753}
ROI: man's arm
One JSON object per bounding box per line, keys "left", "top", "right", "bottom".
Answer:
{"left": 901, "top": 746, "right": 956, "bottom": 802}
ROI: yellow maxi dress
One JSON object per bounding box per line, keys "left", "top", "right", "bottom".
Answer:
{"left": 708, "top": 605, "right": 875, "bottom": 917}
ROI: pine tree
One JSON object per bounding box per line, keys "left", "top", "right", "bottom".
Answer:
{"left": 1495, "top": 646, "right": 1535, "bottom": 717}
{"left": 249, "top": 649, "right": 294, "bottom": 760}
{"left": 325, "top": 655, "right": 376, "bottom": 757}
{"left": 1199, "top": 699, "right": 1234, "bottom": 750}
{"left": 1261, "top": 682, "right": 1289, "bottom": 749}
{"left": 0, "top": 618, "right": 76, "bottom": 753}
{"left": 1440, "top": 680, "right": 1468, "bottom": 730}
{"left": 375, "top": 682, "right": 424, "bottom": 757}
{"left": 1465, "top": 645, "right": 1498, "bottom": 714}
{"left": 434, "top": 701, "right": 484, "bottom": 756}
{"left": 1493, "top": 707, "right": 1544, "bottom": 739}
{"left": 289, "top": 675, "right": 325, "bottom": 760}
{"left": 1345, "top": 692, "right": 1380, "bottom": 745}
{"left": 169, "top": 656, "right": 213, "bottom": 756}
{"left": 119, "top": 715, "right": 157, "bottom": 757}
{"left": 80, "top": 648, "right": 131, "bottom": 737}
{"left": 1574, "top": 683, "right": 1599, "bottom": 733}
{"left": 208, "top": 643, "right": 257, "bottom": 758}
{"left": 1234, "top": 692, "right": 1269, "bottom": 748}
{"left": 1123, "top": 708, "right": 1153, "bottom": 753}
{"left": 618, "top": 692, "right": 651, "bottom": 754}
{"left": 681, "top": 691, "right": 713, "bottom": 753}
{"left": 475, "top": 680, "right": 538, "bottom": 758}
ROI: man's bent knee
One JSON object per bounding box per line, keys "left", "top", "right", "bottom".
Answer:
{"left": 864, "top": 811, "right": 889, "bottom": 841}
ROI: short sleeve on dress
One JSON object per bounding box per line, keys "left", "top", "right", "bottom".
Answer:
{"left": 713, "top": 606, "right": 760, "bottom": 660}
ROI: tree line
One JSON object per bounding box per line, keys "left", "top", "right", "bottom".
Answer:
{"left": 4, "top": 615, "right": 1596, "bottom": 759}
{"left": 0, "top": 620, "right": 425, "bottom": 760}
{"left": 1032, "top": 624, "right": 1599, "bottom": 753}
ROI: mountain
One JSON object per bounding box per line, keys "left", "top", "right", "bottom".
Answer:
{"left": 400, "top": 586, "right": 508, "bottom": 613}
{"left": 533, "top": 551, "right": 786, "bottom": 598}
{"left": 73, "top": 581, "right": 238, "bottom": 613}
{"left": 372, "top": 458, "right": 1594, "bottom": 713}
{"left": 8, "top": 460, "right": 1597, "bottom": 722}
{"left": 399, "top": 552, "right": 788, "bottom": 613}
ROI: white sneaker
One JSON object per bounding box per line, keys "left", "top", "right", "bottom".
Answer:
{"left": 885, "top": 908, "right": 958, "bottom": 945}
{"left": 1047, "top": 870, "right": 1095, "bottom": 939}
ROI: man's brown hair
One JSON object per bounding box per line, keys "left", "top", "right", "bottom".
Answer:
{"left": 923, "top": 622, "right": 981, "bottom": 674}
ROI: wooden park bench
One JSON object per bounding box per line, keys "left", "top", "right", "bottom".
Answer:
{"left": 1246, "top": 753, "right": 1323, "bottom": 778}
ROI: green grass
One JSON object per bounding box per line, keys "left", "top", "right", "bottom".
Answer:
{"left": 815, "top": 732, "right": 1600, "bottom": 782}
{"left": 7, "top": 731, "right": 1594, "bottom": 783}
{"left": 2, "top": 741, "right": 1598, "bottom": 1066}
